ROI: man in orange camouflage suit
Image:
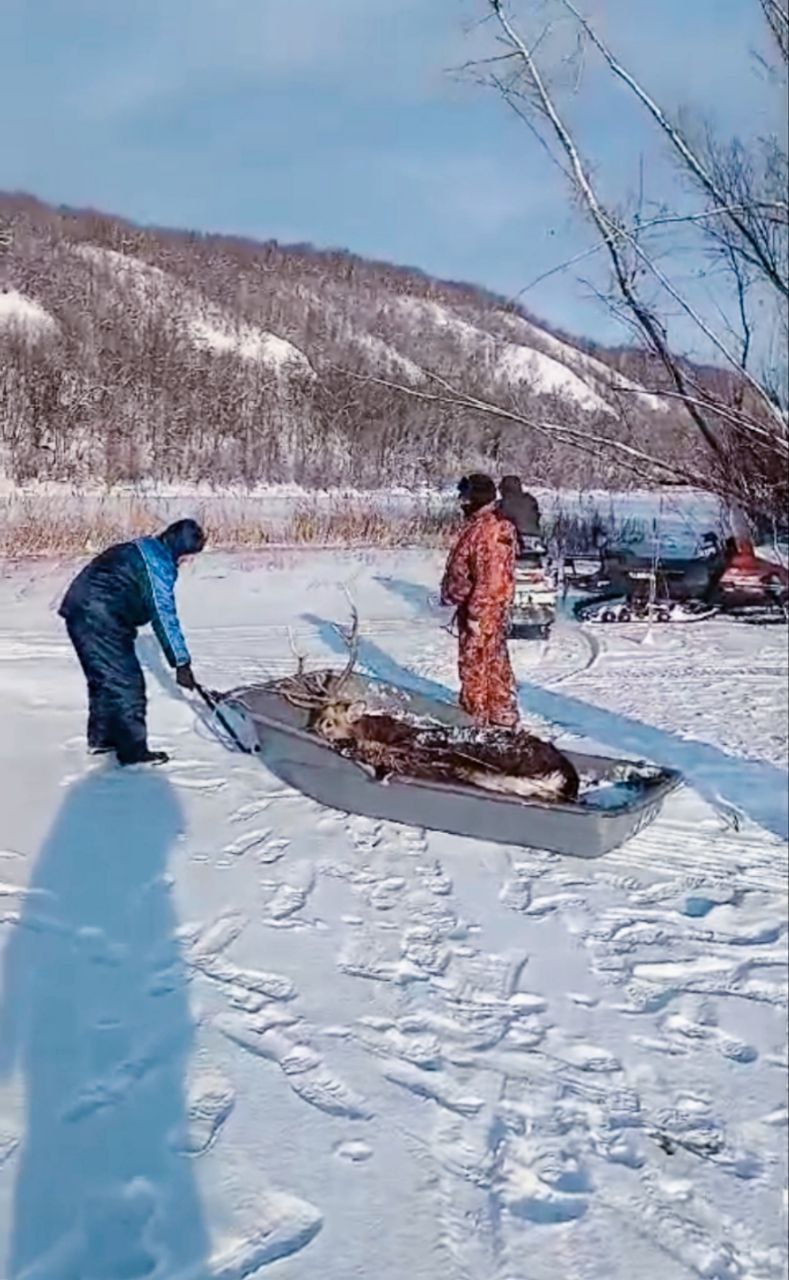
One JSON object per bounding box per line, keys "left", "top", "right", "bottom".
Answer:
{"left": 441, "top": 473, "right": 519, "bottom": 728}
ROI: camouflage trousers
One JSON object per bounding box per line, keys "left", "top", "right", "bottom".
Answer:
{"left": 457, "top": 610, "right": 518, "bottom": 728}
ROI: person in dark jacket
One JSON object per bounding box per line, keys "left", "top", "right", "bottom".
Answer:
{"left": 59, "top": 519, "right": 206, "bottom": 766}
{"left": 498, "top": 476, "right": 541, "bottom": 553}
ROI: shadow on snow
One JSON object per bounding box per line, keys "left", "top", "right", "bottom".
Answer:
{"left": 0, "top": 770, "right": 207, "bottom": 1278}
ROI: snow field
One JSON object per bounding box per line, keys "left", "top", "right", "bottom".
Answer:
{"left": 0, "top": 549, "right": 786, "bottom": 1279}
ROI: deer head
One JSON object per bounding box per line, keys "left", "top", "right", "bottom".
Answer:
{"left": 310, "top": 699, "right": 367, "bottom": 742}
{"left": 275, "top": 598, "right": 364, "bottom": 739}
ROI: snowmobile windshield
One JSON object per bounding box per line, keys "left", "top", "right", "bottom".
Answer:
{"left": 159, "top": 519, "right": 206, "bottom": 561}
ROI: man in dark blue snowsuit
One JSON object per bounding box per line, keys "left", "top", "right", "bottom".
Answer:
{"left": 59, "top": 519, "right": 206, "bottom": 766}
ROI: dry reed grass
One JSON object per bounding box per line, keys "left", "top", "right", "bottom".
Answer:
{"left": 0, "top": 492, "right": 458, "bottom": 558}
{"left": 0, "top": 489, "right": 647, "bottom": 559}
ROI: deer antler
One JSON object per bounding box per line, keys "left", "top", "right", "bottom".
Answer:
{"left": 275, "top": 596, "right": 361, "bottom": 711}
{"left": 287, "top": 627, "right": 306, "bottom": 676}
{"left": 331, "top": 591, "right": 360, "bottom": 699}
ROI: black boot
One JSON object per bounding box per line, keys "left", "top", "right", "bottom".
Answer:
{"left": 117, "top": 748, "right": 170, "bottom": 767}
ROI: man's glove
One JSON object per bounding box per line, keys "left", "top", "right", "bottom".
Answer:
{"left": 176, "top": 663, "right": 197, "bottom": 691}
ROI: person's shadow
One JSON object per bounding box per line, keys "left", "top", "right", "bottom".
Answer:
{"left": 0, "top": 770, "right": 208, "bottom": 1279}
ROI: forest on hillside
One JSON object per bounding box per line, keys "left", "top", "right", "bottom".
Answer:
{"left": 0, "top": 194, "right": 702, "bottom": 490}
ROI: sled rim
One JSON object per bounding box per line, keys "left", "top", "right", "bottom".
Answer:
{"left": 222, "top": 673, "right": 684, "bottom": 823}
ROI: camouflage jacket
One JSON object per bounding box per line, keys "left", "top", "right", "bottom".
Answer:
{"left": 441, "top": 506, "right": 517, "bottom": 623}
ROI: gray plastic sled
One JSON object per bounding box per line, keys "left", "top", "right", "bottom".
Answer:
{"left": 221, "top": 673, "right": 682, "bottom": 858}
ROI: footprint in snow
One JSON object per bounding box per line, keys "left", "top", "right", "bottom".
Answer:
{"left": 230, "top": 798, "right": 273, "bottom": 825}
{"left": 172, "top": 1070, "right": 236, "bottom": 1156}
{"left": 660, "top": 1012, "right": 758, "bottom": 1064}
{"left": 333, "top": 1139, "right": 373, "bottom": 1164}
{"left": 354, "top": 1017, "right": 443, "bottom": 1070}
{"left": 345, "top": 815, "right": 384, "bottom": 854}
{"left": 262, "top": 861, "right": 315, "bottom": 921}
{"left": 500, "top": 875, "right": 533, "bottom": 913}
{"left": 559, "top": 1042, "right": 623, "bottom": 1074}
{"left": 201, "top": 1188, "right": 322, "bottom": 1279}
{"left": 215, "top": 1013, "right": 373, "bottom": 1121}
{"left": 417, "top": 860, "right": 453, "bottom": 896}
{"left": 497, "top": 1141, "right": 590, "bottom": 1224}
{"left": 369, "top": 876, "right": 407, "bottom": 911}
{"left": 382, "top": 1059, "right": 484, "bottom": 1118}
{"left": 257, "top": 837, "right": 290, "bottom": 864}
{"left": 264, "top": 885, "right": 307, "bottom": 921}
{"left": 186, "top": 909, "right": 296, "bottom": 1000}
{"left": 222, "top": 828, "right": 273, "bottom": 858}
{"left": 400, "top": 923, "right": 451, "bottom": 976}
{"left": 394, "top": 826, "right": 429, "bottom": 857}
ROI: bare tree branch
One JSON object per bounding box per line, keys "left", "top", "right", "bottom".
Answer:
{"left": 561, "top": 0, "right": 788, "bottom": 296}
{"left": 440, "top": 1, "right": 789, "bottom": 521}
{"left": 760, "top": 0, "right": 789, "bottom": 63}
{"left": 340, "top": 364, "right": 720, "bottom": 490}
{"left": 486, "top": 0, "right": 730, "bottom": 459}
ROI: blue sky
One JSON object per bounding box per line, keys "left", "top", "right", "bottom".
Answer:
{"left": 1, "top": 0, "right": 783, "bottom": 344}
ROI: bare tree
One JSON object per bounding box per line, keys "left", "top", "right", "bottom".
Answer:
{"left": 760, "top": 0, "right": 789, "bottom": 63}
{"left": 457, "top": 0, "right": 789, "bottom": 525}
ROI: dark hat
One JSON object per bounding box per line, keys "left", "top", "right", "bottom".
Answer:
{"left": 458, "top": 473, "right": 497, "bottom": 508}
{"left": 500, "top": 475, "right": 523, "bottom": 495}
{"left": 160, "top": 518, "right": 206, "bottom": 559}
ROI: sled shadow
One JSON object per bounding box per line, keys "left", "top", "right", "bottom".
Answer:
{"left": 516, "top": 679, "right": 788, "bottom": 841}
{"left": 0, "top": 771, "right": 207, "bottom": 1278}
{"left": 373, "top": 576, "right": 436, "bottom": 615}
{"left": 305, "top": 616, "right": 788, "bottom": 841}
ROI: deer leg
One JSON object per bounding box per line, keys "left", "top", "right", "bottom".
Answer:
{"left": 464, "top": 769, "right": 568, "bottom": 801}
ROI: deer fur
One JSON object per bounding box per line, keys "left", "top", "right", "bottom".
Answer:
{"left": 310, "top": 702, "right": 579, "bottom": 803}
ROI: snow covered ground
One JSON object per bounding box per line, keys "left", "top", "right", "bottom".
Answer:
{"left": 0, "top": 549, "right": 786, "bottom": 1280}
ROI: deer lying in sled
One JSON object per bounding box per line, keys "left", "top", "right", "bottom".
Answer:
{"left": 273, "top": 607, "right": 579, "bottom": 804}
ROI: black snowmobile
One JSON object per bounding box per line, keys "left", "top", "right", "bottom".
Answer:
{"left": 575, "top": 533, "right": 788, "bottom": 624}
{"left": 574, "top": 534, "right": 723, "bottom": 623}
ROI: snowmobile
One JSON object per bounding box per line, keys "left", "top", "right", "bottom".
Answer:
{"left": 713, "top": 541, "right": 789, "bottom": 623}
{"left": 508, "top": 536, "right": 558, "bottom": 640}
{"left": 561, "top": 551, "right": 608, "bottom": 594}
{"left": 575, "top": 533, "right": 788, "bottom": 625}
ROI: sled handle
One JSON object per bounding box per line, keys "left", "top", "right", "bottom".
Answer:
{"left": 194, "top": 682, "right": 253, "bottom": 754}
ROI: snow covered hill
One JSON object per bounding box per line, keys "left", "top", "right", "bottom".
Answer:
{"left": 74, "top": 244, "right": 314, "bottom": 376}
{"left": 0, "top": 549, "right": 786, "bottom": 1279}
{"left": 0, "top": 193, "right": 693, "bottom": 489}
{"left": 0, "top": 287, "right": 57, "bottom": 336}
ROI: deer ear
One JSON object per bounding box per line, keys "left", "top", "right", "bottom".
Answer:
{"left": 348, "top": 701, "right": 366, "bottom": 721}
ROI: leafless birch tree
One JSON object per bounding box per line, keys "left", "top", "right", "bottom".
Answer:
{"left": 454, "top": 0, "right": 789, "bottom": 526}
